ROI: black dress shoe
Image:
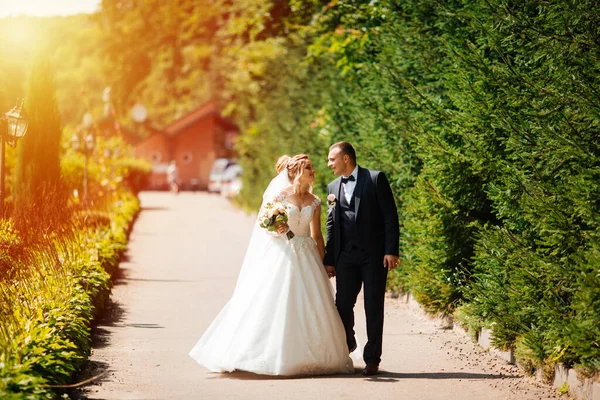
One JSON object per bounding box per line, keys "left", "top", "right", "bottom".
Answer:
{"left": 362, "top": 363, "right": 379, "bottom": 376}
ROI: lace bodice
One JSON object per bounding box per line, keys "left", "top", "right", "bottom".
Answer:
{"left": 286, "top": 200, "right": 319, "bottom": 237}
{"left": 278, "top": 195, "right": 321, "bottom": 237}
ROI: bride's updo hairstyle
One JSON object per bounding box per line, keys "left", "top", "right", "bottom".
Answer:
{"left": 274, "top": 154, "right": 311, "bottom": 193}
{"left": 275, "top": 155, "right": 291, "bottom": 174}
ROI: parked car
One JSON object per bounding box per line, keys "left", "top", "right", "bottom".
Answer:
{"left": 220, "top": 164, "right": 243, "bottom": 199}
{"left": 208, "top": 158, "right": 237, "bottom": 193}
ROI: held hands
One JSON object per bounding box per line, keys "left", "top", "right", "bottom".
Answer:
{"left": 384, "top": 255, "right": 401, "bottom": 271}
{"left": 324, "top": 265, "right": 335, "bottom": 278}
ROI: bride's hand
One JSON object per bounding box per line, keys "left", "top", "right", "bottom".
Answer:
{"left": 276, "top": 223, "right": 289, "bottom": 235}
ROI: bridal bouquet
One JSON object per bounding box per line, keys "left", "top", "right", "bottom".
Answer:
{"left": 259, "top": 202, "right": 295, "bottom": 240}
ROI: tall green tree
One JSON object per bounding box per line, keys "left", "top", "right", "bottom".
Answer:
{"left": 96, "top": 0, "right": 220, "bottom": 126}
{"left": 14, "top": 53, "right": 64, "bottom": 218}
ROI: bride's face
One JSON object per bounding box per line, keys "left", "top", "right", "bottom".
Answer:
{"left": 298, "top": 161, "right": 316, "bottom": 185}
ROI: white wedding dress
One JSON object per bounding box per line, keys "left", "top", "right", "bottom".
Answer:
{"left": 189, "top": 193, "right": 353, "bottom": 376}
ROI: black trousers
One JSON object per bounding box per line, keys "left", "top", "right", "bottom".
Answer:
{"left": 335, "top": 247, "right": 388, "bottom": 365}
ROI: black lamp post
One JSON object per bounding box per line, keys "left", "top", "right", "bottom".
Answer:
{"left": 72, "top": 112, "right": 95, "bottom": 203}
{"left": 0, "top": 99, "right": 29, "bottom": 216}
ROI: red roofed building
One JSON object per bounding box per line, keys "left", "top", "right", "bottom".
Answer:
{"left": 133, "top": 101, "right": 238, "bottom": 190}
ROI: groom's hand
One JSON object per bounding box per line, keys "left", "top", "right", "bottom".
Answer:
{"left": 324, "top": 265, "right": 336, "bottom": 278}
{"left": 384, "top": 255, "right": 400, "bottom": 271}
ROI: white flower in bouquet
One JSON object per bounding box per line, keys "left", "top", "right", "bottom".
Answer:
{"left": 258, "top": 202, "right": 295, "bottom": 240}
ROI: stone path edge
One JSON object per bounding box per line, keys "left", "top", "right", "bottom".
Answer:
{"left": 398, "top": 292, "right": 599, "bottom": 400}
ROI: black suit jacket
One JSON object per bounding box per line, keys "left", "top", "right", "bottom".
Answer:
{"left": 323, "top": 166, "right": 399, "bottom": 267}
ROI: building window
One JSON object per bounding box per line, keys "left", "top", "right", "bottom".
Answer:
{"left": 181, "top": 152, "right": 193, "bottom": 165}
{"left": 151, "top": 152, "right": 162, "bottom": 163}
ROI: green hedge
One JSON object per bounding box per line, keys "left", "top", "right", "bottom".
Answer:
{"left": 0, "top": 191, "right": 139, "bottom": 398}
{"left": 61, "top": 149, "right": 151, "bottom": 204}
{"left": 216, "top": 0, "right": 600, "bottom": 376}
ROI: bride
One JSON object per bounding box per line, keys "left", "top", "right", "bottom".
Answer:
{"left": 189, "top": 154, "right": 353, "bottom": 376}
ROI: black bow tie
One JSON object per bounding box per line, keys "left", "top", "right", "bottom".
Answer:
{"left": 341, "top": 175, "right": 355, "bottom": 184}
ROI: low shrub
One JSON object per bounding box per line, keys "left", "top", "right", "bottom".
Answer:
{"left": 0, "top": 191, "right": 139, "bottom": 398}
{"left": 119, "top": 158, "right": 152, "bottom": 195}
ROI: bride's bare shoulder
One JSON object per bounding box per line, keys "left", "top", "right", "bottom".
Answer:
{"left": 276, "top": 186, "right": 294, "bottom": 199}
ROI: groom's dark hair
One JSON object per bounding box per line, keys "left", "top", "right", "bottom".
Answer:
{"left": 330, "top": 141, "right": 356, "bottom": 163}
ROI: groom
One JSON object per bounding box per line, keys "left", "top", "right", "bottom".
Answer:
{"left": 323, "top": 141, "right": 400, "bottom": 376}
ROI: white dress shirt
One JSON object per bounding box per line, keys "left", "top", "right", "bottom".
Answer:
{"left": 341, "top": 166, "right": 358, "bottom": 204}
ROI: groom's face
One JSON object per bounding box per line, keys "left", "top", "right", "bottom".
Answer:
{"left": 327, "top": 147, "right": 349, "bottom": 177}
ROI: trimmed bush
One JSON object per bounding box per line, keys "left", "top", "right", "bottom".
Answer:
{"left": 0, "top": 192, "right": 139, "bottom": 398}
{"left": 212, "top": 0, "right": 600, "bottom": 376}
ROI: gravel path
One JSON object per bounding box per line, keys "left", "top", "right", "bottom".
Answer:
{"left": 73, "top": 192, "right": 559, "bottom": 400}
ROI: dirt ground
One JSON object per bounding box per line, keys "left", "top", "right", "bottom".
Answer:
{"left": 72, "top": 192, "right": 560, "bottom": 400}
